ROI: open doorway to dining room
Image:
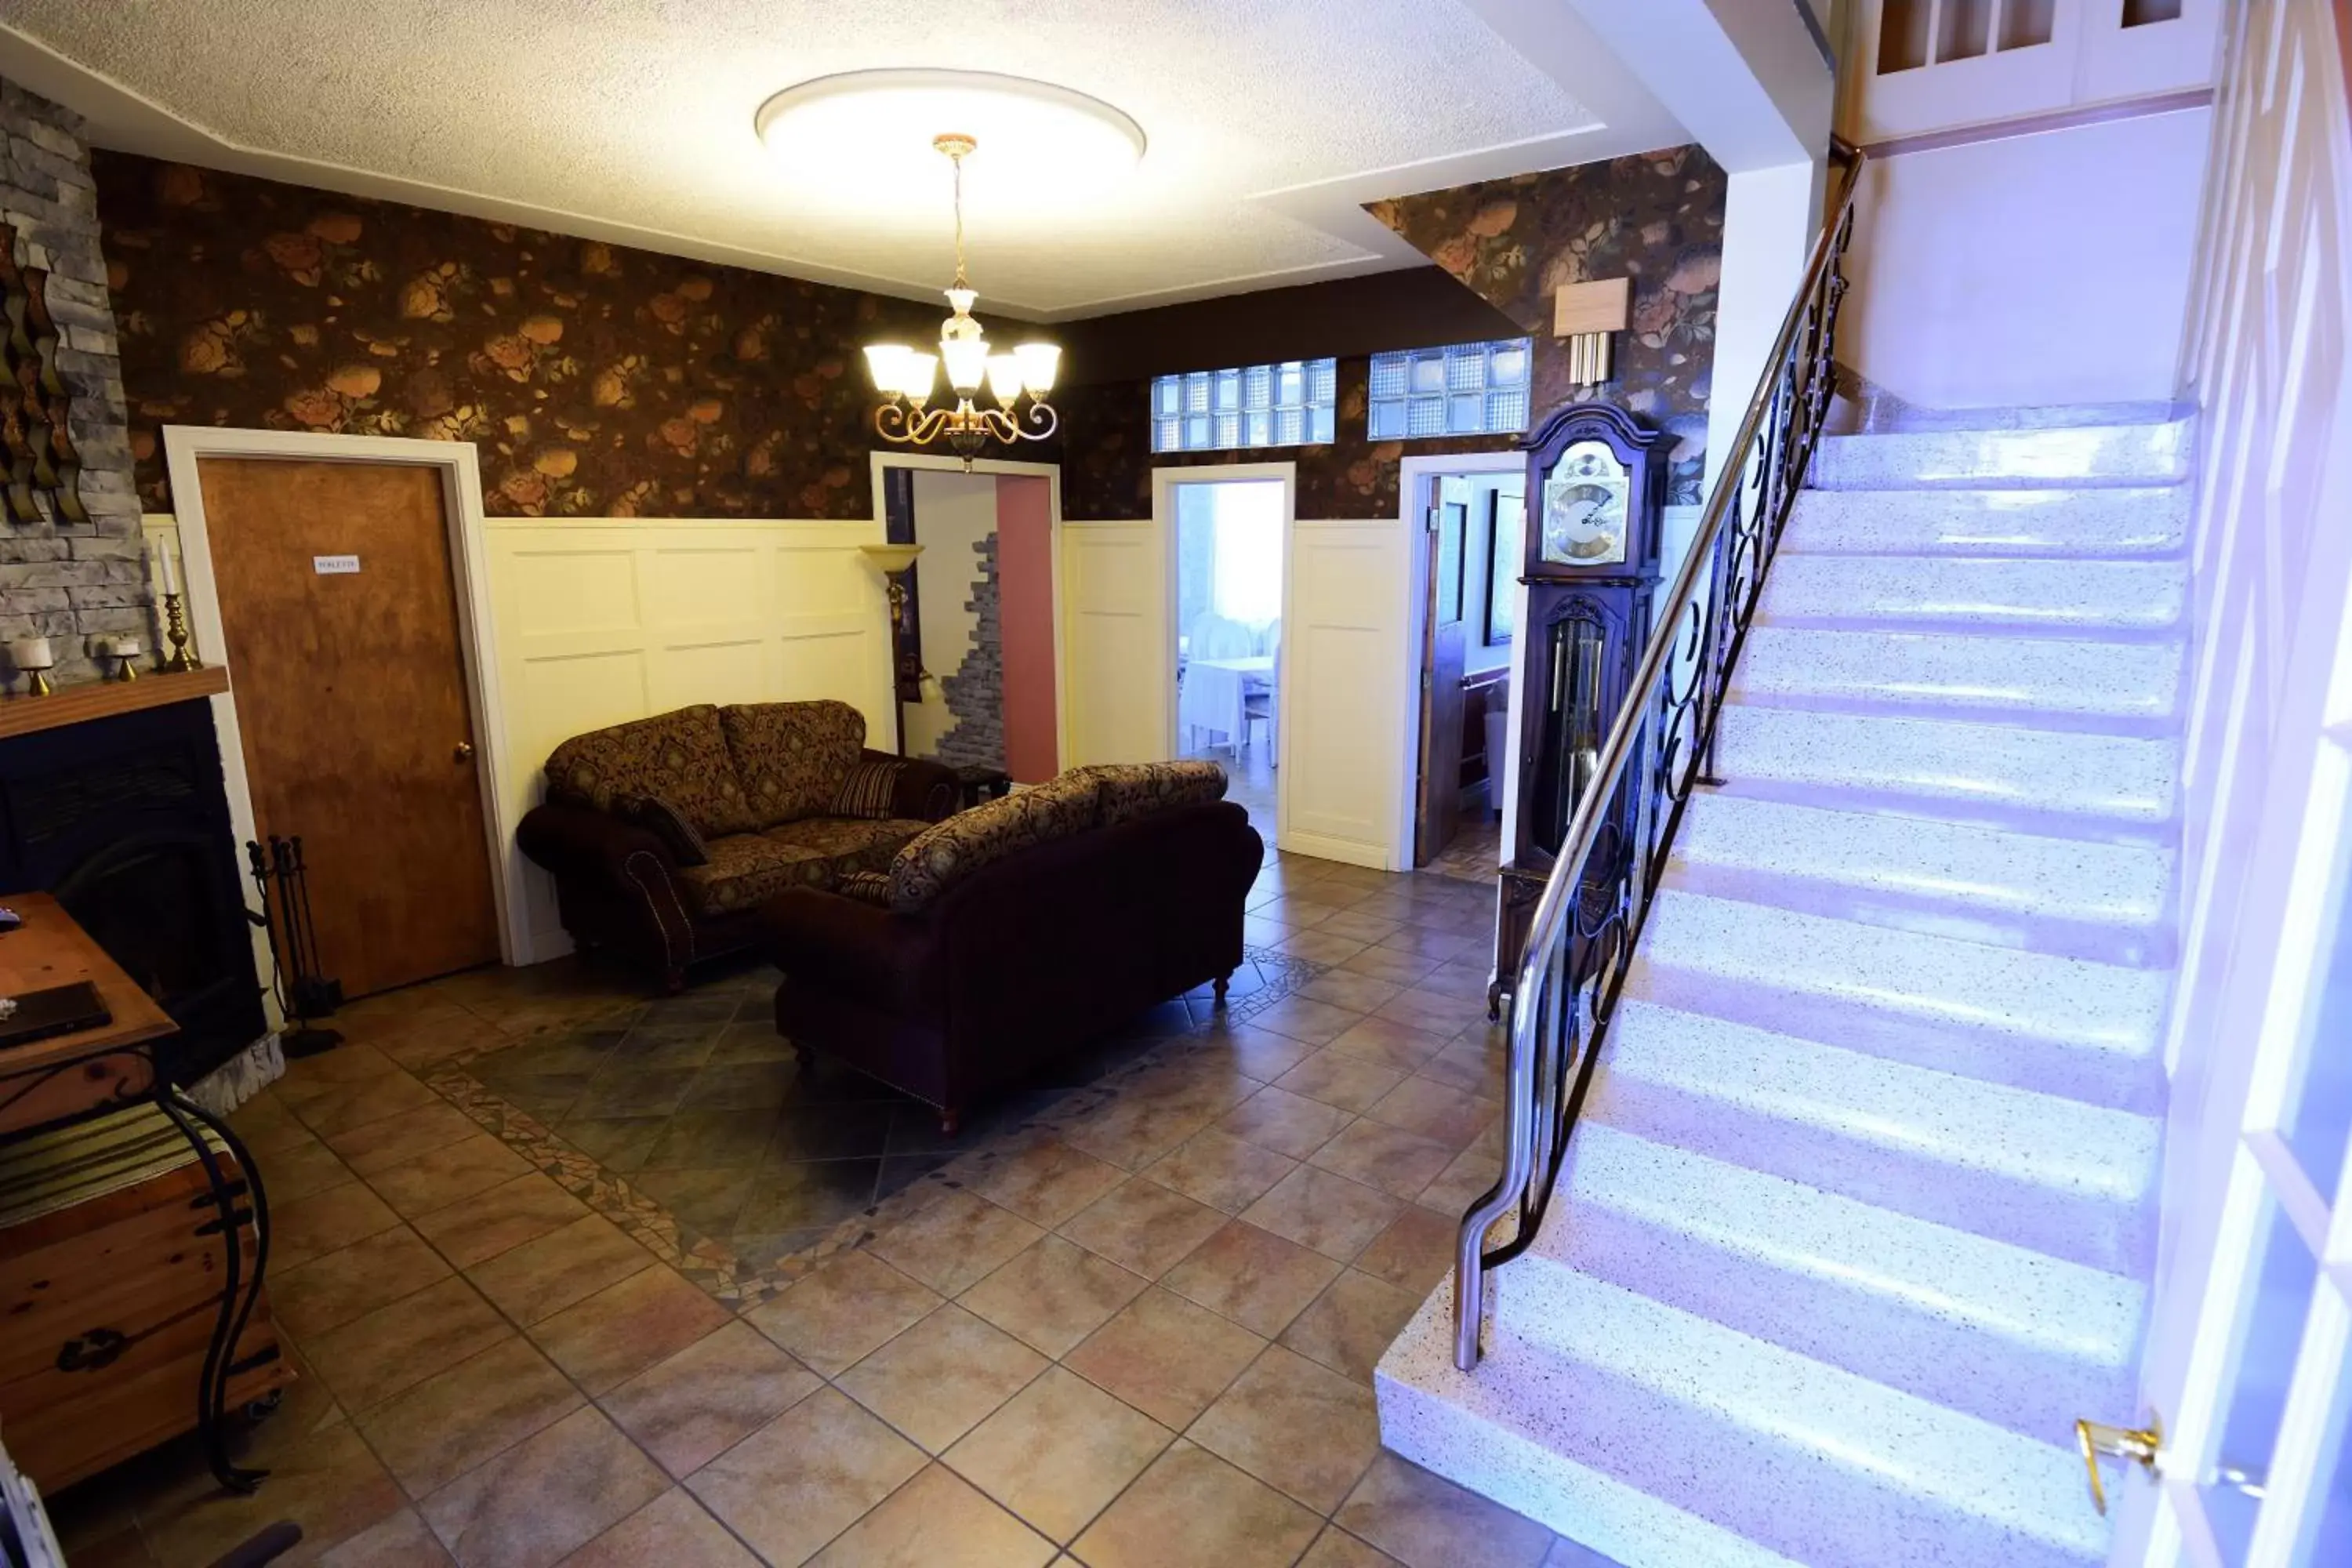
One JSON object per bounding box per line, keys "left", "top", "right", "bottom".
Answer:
{"left": 1403, "top": 456, "right": 1524, "bottom": 875}
{"left": 1169, "top": 475, "right": 1285, "bottom": 844}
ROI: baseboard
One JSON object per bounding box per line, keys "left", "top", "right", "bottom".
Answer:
{"left": 1277, "top": 828, "right": 1396, "bottom": 872}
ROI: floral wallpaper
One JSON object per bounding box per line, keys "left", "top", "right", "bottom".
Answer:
{"left": 93, "top": 153, "right": 941, "bottom": 519}
{"left": 1367, "top": 145, "right": 1728, "bottom": 504}
{"left": 1058, "top": 355, "right": 1503, "bottom": 521}
{"left": 1055, "top": 144, "right": 1727, "bottom": 518}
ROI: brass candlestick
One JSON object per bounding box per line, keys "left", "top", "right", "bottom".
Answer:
{"left": 158, "top": 591, "right": 201, "bottom": 673}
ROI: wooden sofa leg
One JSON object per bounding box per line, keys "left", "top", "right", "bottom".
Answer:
{"left": 793, "top": 1043, "right": 817, "bottom": 1073}
{"left": 662, "top": 964, "right": 687, "bottom": 996}
{"left": 938, "top": 1107, "right": 961, "bottom": 1138}
{"left": 1212, "top": 971, "right": 1232, "bottom": 1007}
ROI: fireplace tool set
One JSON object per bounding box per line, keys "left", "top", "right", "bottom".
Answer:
{"left": 246, "top": 836, "right": 343, "bottom": 1058}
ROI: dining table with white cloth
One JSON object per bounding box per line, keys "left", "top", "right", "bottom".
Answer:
{"left": 1178, "top": 654, "right": 1274, "bottom": 751}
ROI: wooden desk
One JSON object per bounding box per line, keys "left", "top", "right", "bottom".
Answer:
{"left": 0, "top": 894, "right": 281, "bottom": 1494}
{"left": 0, "top": 891, "right": 176, "bottom": 1138}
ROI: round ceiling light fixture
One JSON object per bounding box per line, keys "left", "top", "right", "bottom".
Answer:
{"left": 753, "top": 68, "right": 1145, "bottom": 204}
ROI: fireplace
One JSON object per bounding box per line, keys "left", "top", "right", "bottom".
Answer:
{"left": 0, "top": 695, "right": 266, "bottom": 1085}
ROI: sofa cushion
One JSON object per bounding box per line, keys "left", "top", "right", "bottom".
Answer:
{"left": 675, "top": 835, "right": 835, "bottom": 916}
{"left": 674, "top": 817, "right": 927, "bottom": 916}
{"left": 613, "top": 793, "right": 710, "bottom": 866}
{"left": 884, "top": 771, "right": 1102, "bottom": 913}
{"left": 761, "top": 815, "right": 930, "bottom": 873}
{"left": 831, "top": 756, "right": 904, "bottom": 821}
{"left": 545, "top": 705, "right": 757, "bottom": 837}
{"left": 1076, "top": 760, "right": 1229, "bottom": 828}
{"left": 721, "top": 701, "right": 868, "bottom": 827}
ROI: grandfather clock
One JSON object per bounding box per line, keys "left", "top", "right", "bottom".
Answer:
{"left": 1490, "top": 401, "right": 1668, "bottom": 1015}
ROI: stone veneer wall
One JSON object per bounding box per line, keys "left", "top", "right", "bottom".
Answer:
{"left": 0, "top": 78, "right": 144, "bottom": 691}
{"left": 932, "top": 533, "right": 1004, "bottom": 771}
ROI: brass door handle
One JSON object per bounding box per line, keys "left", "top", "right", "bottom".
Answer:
{"left": 454, "top": 741, "right": 476, "bottom": 762}
{"left": 2076, "top": 1415, "right": 2161, "bottom": 1515}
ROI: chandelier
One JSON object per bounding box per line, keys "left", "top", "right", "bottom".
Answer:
{"left": 863, "top": 134, "right": 1060, "bottom": 468}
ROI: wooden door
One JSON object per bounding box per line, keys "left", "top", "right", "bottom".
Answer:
{"left": 1414, "top": 497, "right": 1468, "bottom": 866}
{"left": 198, "top": 459, "right": 499, "bottom": 999}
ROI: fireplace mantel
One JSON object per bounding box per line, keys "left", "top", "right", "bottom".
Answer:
{"left": 0, "top": 669, "right": 230, "bottom": 742}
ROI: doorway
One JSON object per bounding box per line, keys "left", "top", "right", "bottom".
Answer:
{"left": 194, "top": 456, "right": 502, "bottom": 1000}
{"left": 1410, "top": 466, "right": 1524, "bottom": 870}
{"left": 879, "top": 466, "right": 1060, "bottom": 784}
{"left": 1170, "top": 477, "right": 1284, "bottom": 844}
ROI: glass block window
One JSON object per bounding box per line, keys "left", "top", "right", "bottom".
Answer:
{"left": 1150, "top": 358, "right": 1338, "bottom": 452}
{"left": 1368, "top": 338, "right": 1534, "bottom": 441}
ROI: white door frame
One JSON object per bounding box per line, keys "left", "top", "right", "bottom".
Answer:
{"left": 1396, "top": 449, "right": 1526, "bottom": 869}
{"left": 867, "top": 451, "right": 1069, "bottom": 773}
{"left": 160, "top": 426, "right": 527, "bottom": 980}
{"left": 1153, "top": 462, "right": 1296, "bottom": 835}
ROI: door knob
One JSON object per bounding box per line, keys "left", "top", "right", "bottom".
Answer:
{"left": 454, "top": 741, "right": 476, "bottom": 762}
{"left": 2075, "top": 1414, "right": 2162, "bottom": 1515}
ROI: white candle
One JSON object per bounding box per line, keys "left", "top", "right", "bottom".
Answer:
{"left": 11, "top": 637, "right": 53, "bottom": 670}
{"left": 151, "top": 539, "right": 180, "bottom": 597}
{"left": 111, "top": 636, "right": 142, "bottom": 659}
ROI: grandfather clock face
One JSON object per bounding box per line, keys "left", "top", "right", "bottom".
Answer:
{"left": 1540, "top": 439, "right": 1631, "bottom": 568}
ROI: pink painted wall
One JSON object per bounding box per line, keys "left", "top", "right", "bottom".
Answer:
{"left": 996, "top": 474, "right": 1058, "bottom": 782}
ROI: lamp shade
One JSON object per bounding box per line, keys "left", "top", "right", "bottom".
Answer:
{"left": 941, "top": 336, "right": 989, "bottom": 394}
{"left": 1014, "top": 342, "right": 1061, "bottom": 395}
{"left": 863, "top": 343, "right": 910, "bottom": 391}
{"left": 858, "top": 541, "right": 924, "bottom": 575}
{"left": 897, "top": 351, "right": 938, "bottom": 403}
{"left": 986, "top": 354, "right": 1022, "bottom": 405}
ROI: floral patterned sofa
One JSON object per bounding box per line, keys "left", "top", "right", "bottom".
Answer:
{"left": 516, "top": 701, "right": 959, "bottom": 990}
{"left": 760, "top": 760, "right": 1263, "bottom": 1132}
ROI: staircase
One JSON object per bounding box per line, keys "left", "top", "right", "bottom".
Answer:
{"left": 1375, "top": 410, "right": 2190, "bottom": 1568}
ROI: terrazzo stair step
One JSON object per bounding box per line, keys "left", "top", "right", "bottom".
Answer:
{"left": 1665, "top": 793, "right": 2172, "bottom": 939}
{"left": 1377, "top": 1269, "right": 2110, "bottom": 1568}
{"left": 1535, "top": 1123, "right": 2145, "bottom": 1442}
{"left": 1808, "top": 419, "right": 2191, "bottom": 490}
{"left": 1665, "top": 789, "right": 2173, "bottom": 964}
{"left": 1624, "top": 891, "right": 2169, "bottom": 1111}
{"left": 1582, "top": 1001, "right": 2161, "bottom": 1274}
{"left": 1712, "top": 702, "right": 2178, "bottom": 824}
{"left": 1781, "top": 485, "right": 2189, "bottom": 557}
{"left": 1378, "top": 1319, "right": 1811, "bottom": 1568}
{"left": 1756, "top": 554, "right": 2187, "bottom": 631}
{"left": 1731, "top": 626, "right": 2183, "bottom": 722}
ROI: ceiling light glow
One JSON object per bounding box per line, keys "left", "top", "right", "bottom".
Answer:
{"left": 754, "top": 68, "right": 1145, "bottom": 208}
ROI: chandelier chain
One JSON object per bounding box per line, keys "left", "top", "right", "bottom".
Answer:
{"left": 949, "top": 147, "right": 968, "bottom": 289}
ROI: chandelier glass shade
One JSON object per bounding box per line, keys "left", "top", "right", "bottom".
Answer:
{"left": 866, "top": 134, "right": 1060, "bottom": 467}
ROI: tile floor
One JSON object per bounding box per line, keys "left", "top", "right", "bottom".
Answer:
{"left": 456, "top": 949, "right": 1308, "bottom": 1283}
{"left": 47, "top": 848, "right": 1616, "bottom": 1567}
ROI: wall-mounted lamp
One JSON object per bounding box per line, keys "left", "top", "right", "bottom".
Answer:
{"left": 859, "top": 540, "right": 930, "bottom": 755}
{"left": 1552, "top": 277, "right": 1632, "bottom": 389}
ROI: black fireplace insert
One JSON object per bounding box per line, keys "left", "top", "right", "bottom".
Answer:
{"left": 0, "top": 698, "right": 267, "bottom": 1085}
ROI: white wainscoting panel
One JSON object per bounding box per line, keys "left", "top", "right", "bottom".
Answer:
{"left": 486, "top": 517, "right": 893, "bottom": 959}
{"left": 1281, "top": 517, "right": 1411, "bottom": 870}
{"left": 1059, "top": 521, "right": 1169, "bottom": 767}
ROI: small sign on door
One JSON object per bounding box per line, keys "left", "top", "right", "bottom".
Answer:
{"left": 313, "top": 554, "right": 361, "bottom": 575}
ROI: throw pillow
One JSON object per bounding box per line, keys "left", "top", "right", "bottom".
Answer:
{"left": 615, "top": 793, "right": 710, "bottom": 866}
{"left": 837, "top": 869, "right": 892, "bottom": 906}
{"left": 831, "top": 757, "right": 902, "bottom": 821}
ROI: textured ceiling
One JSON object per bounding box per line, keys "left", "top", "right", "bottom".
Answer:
{"left": 2, "top": 0, "right": 1682, "bottom": 319}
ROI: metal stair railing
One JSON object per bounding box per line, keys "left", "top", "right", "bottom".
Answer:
{"left": 1454, "top": 143, "right": 1867, "bottom": 1370}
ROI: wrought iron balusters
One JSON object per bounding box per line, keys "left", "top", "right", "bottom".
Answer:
{"left": 1453, "top": 153, "right": 1864, "bottom": 1371}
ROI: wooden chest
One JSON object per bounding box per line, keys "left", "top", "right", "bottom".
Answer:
{"left": 0, "top": 1103, "right": 290, "bottom": 1491}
